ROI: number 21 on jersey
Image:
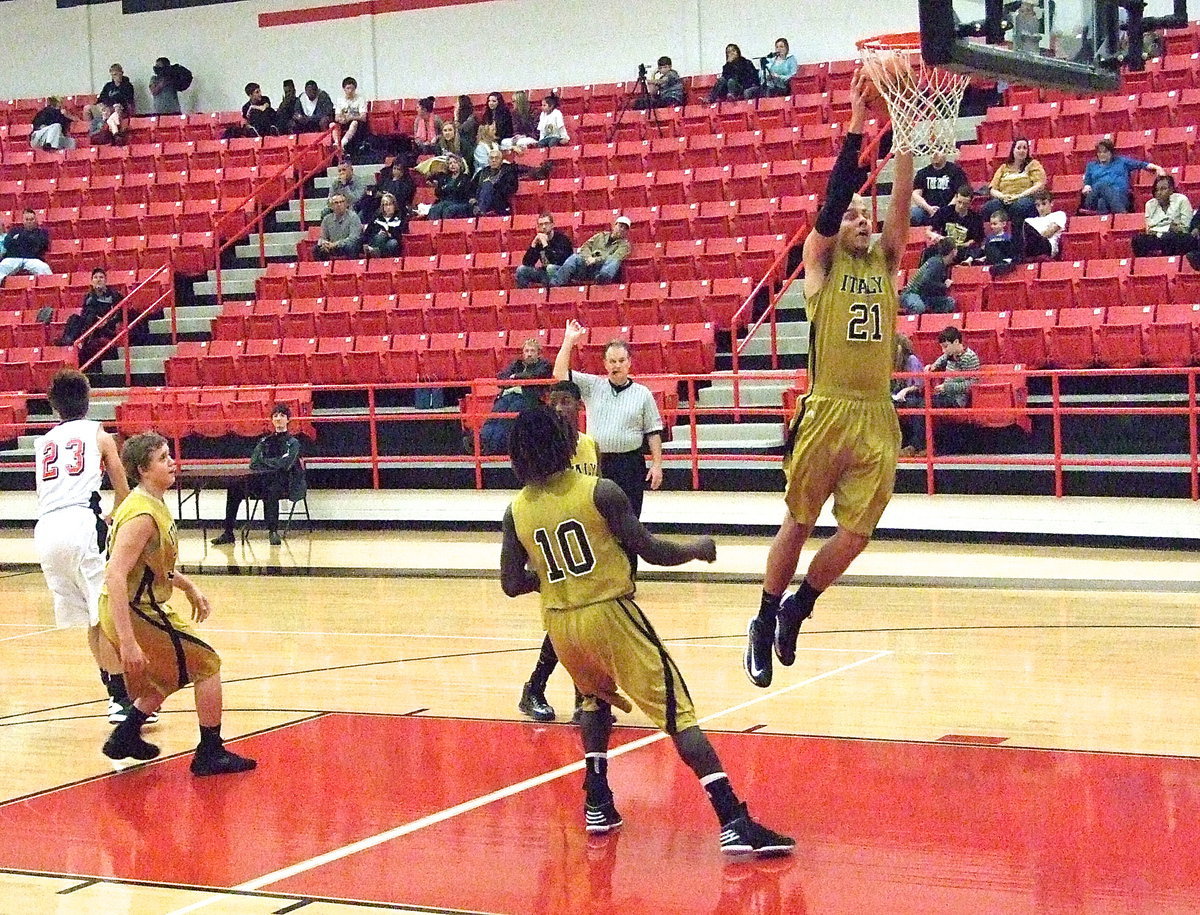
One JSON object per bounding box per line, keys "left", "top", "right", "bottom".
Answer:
{"left": 847, "top": 301, "right": 883, "bottom": 342}
{"left": 40, "top": 439, "right": 86, "bottom": 480}
{"left": 533, "top": 520, "right": 596, "bottom": 582}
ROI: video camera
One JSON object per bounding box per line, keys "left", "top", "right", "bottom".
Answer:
{"left": 637, "top": 63, "right": 649, "bottom": 79}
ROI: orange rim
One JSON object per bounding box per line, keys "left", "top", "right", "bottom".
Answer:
{"left": 855, "top": 31, "right": 924, "bottom": 53}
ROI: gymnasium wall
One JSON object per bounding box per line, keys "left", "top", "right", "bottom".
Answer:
{"left": 0, "top": 0, "right": 919, "bottom": 113}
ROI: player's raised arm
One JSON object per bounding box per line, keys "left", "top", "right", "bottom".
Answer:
{"left": 593, "top": 479, "right": 715, "bottom": 566}
{"left": 803, "top": 69, "right": 872, "bottom": 295}
{"left": 880, "top": 146, "right": 915, "bottom": 273}
{"left": 98, "top": 428, "right": 130, "bottom": 509}
{"left": 500, "top": 506, "right": 541, "bottom": 597}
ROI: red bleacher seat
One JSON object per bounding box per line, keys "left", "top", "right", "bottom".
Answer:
{"left": 1046, "top": 307, "right": 1103, "bottom": 368}
{"left": 1096, "top": 305, "right": 1153, "bottom": 368}
{"left": 962, "top": 311, "right": 1010, "bottom": 366}
{"left": 1004, "top": 309, "right": 1056, "bottom": 367}
{"left": 1146, "top": 302, "right": 1200, "bottom": 366}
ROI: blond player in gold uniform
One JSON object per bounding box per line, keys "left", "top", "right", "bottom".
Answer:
{"left": 501, "top": 405, "right": 793, "bottom": 855}
{"left": 745, "top": 70, "right": 914, "bottom": 688}
{"left": 518, "top": 380, "right": 600, "bottom": 722}
{"left": 99, "top": 432, "right": 256, "bottom": 776}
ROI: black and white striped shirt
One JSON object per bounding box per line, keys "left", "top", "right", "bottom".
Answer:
{"left": 570, "top": 370, "right": 663, "bottom": 454}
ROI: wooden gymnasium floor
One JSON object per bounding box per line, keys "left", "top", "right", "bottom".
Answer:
{"left": 1, "top": 502, "right": 1200, "bottom": 914}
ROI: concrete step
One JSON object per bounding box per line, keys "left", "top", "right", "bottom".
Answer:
{"left": 738, "top": 321, "right": 809, "bottom": 357}
{"left": 148, "top": 304, "right": 219, "bottom": 337}
{"left": 235, "top": 231, "right": 307, "bottom": 261}
{"left": 194, "top": 266, "right": 266, "bottom": 298}
{"left": 663, "top": 421, "right": 783, "bottom": 451}
{"left": 696, "top": 372, "right": 798, "bottom": 409}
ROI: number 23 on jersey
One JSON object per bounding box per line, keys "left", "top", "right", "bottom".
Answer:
{"left": 40, "top": 439, "right": 86, "bottom": 480}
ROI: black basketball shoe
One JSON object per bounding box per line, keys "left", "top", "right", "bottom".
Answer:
{"left": 719, "top": 805, "right": 796, "bottom": 856}
{"left": 190, "top": 747, "right": 257, "bottom": 777}
{"left": 102, "top": 728, "right": 161, "bottom": 762}
{"left": 518, "top": 682, "right": 555, "bottom": 722}
{"left": 773, "top": 591, "right": 813, "bottom": 667}
{"left": 585, "top": 799, "right": 623, "bottom": 834}
{"left": 743, "top": 618, "right": 773, "bottom": 688}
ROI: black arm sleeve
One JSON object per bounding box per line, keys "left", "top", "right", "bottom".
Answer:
{"left": 814, "top": 132, "right": 868, "bottom": 237}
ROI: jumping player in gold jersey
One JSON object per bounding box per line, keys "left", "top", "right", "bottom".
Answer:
{"left": 745, "top": 70, "right": 915, "bottom": 688}
{"left": 501, "top": 405, "right": 793, "bottom": 855}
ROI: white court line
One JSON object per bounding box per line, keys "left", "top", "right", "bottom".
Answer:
{"left": 160, "top": 649, "right": 890, "bottom": 915}
{"left": 0, "top": 627, "right": 58, "bottom": 643}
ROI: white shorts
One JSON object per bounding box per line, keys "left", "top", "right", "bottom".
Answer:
{"left": 34, "top": 508, "right": 105, "bottom": 628}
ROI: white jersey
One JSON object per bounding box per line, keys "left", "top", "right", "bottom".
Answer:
{"left": 34, "top": 418, "right": 105, "bottom": 517}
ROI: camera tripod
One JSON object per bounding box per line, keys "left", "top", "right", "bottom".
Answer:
{"left": 609, "top": 65, "right": 665, "bottom": 142}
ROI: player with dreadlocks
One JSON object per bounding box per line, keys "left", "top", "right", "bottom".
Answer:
{"left": 500, "top": 405, "right": 794, "bottom": 854}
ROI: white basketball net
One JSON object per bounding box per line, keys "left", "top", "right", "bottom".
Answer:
{"left": 857, "top": 38, "right": 970, "bottom": 157}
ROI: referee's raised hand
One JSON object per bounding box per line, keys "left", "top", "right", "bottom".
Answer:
{"left": 564, "top": 319, "right": 587, "bottom": 347}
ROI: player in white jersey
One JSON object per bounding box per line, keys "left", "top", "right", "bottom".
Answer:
{"left": 34, "top": 369, "right": 135, "bottom": 723}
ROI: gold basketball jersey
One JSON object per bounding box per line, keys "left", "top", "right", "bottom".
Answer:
{"left": 572, "top": 432, "right": 600, "bottom": 477}
{"left": 806, "top": 241, "right": 897, "bottom": 401}
{"left": 102, "top": 488, "right": 178, "bottom": 609}
{"left": 511, "top": 470, "right": 633, "bottom": 611}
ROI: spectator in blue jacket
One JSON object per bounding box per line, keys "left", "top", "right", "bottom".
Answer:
{"left": 1082, "top": 138, "right": 1164, "bottom": 214}
{"left": 757, "top": 38, "right": 798, "bottom": 97}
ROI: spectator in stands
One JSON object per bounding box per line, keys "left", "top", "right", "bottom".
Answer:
{"left": 982, "top": 137, "right": 1046, "bottom": 229}
{"left": 911, "top": 152, "right": 970, "bottom": 227}
{"left": 633, "top": 57, "right": 685, "bottom": 109}
{"left": 535, "top": 94, "right": 569, "bottom": 148}
{"left": 471, "top": 147, "right": 519, "bottom": 216}
{"left": 435, "top": 121, "right": 471, "bottom": 162}
{"left": 356, "top": 159, "right": 416, "bottom": 224}
{"left": 323, "top": 161, "right": 364, "bottom": 217}
{"left": 97, "top": 64, "right": 135, "bottom": 142}
{"left": 1020, "top": 189, "right": 1068, "bottom": 259}
{"left": 472, "top": 124, "right": 499, "bottom": 173}
{"left": 1081, "top": 138, "right": 1164, "bottom": 214}
{"left": 893, "top": 334, "right": 927, "bottom": 457}
{"left": 426, "top": 155, "right": 474, "bottom": 220}
{"left": 1013, "top": 0, "right": 1043, "bottom": 54}
{"left": 335, "top": 76, "right": 369, "bottom": 160}
{"left": 455, "top": 95, "right": 479, "bottom": 154}
{"left": 758, "top": 38, "right": 798, "bottom": 97}
{"left": 0, "top": 210, "right": 52, "bottom": 283}
{"left": 241, "top": 83, "right": 277, "bottom": 137}
{"left": 30, "top": 98, "right": 77, "bottom": 151}
{"left": 413, "top": 96, "right": 441, "bottom": 153}
{"left": 982, "top": 208, "right": 1016, "bottom": 265}
{"left": 276, "top": 80, "right": 299, "bottom": 133}
{"left": 363, "top": 193, "right": 406, "bottom": 257}
{"left": 926, "top": 184, "right": 985, "bottom": 264}
{"left": 210, "top": 404, "right": 303, "bottom": 547}
{"left": 901, "top": 239, "right": 957, "bottom": 315}
{"left": 515, "top": 213, "right": 575, "bottom": 287}
{"left": 293, "top": 80, "right": 334, "bottom": 133}
{"left": 928, "top": 325, "right": 980, "bottom": 410}
{"left": 149, "top": 57, "right": 186, "bottom": 115}
{"left": 1131, "top": 174, "right": 1197, "bottom": 257}
{"left": 60, "top": 267, "right": 121, "bottom": 363}
{"left": 509, "top": 92, "right": 538, "bottom": 147}
{"left": 482, "top": 92, "right": 515, "bottom": 143}
{"left": 550, "top": 216, "right": 633, "bottom": 286}
{"left": 477, "top": 338, "right": 554, "bottom": 454}
{"left": 709, "top": 43, "right": 761, "bottom": 102}
{"left": 314, "top": 193, "right": 363, "bottom": 259}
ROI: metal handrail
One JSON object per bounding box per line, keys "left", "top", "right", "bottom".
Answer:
{"left": 74, "top": 263, "right": 174, "bottom": 381}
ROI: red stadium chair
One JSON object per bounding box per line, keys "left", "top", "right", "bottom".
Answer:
{"left": 1045, "top": 307, "right": 1103, "bottom": 368}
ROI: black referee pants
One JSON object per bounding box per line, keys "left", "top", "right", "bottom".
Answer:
{"left": 601, "top": 449, "right": 646, "bottom": 517}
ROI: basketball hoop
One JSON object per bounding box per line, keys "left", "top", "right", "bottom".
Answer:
{"left": 856, "top": 32, "right": 970, "bottom": 157}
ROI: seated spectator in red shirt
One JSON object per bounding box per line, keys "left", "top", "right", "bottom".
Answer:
{"left": 413, "top": 96, "right": 442, "bottom": 153}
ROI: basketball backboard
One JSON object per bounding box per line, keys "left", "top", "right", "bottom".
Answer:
{"left": 919, "top": 0, "right": 1189, "bottom": 92}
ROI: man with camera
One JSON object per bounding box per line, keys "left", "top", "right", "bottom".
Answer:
{"left": 632, "top": 56, "right": 684, "bottom": 109}
{"left": 515, "top": 213, "right": 575, "bottom": 287}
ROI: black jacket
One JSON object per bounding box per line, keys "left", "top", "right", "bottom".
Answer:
{"left": 32, "top": 106, "right": 71, "bottom": 131}
{"left": 521, "top": 229, "right": 574, "bottom": 268}
{"left": 3, "top": 226, "right": 50, "bottom": 259}
{"left": 432, "top": 171, "right": 473, "bottom": 205}
{"left": 470, "top": 162, "right": 519, "bottom": 215}
{"left": 98, "top": 78, "right": 136, "bottom": 111}
{"left": 249, "top": 432, "right": 304, "bottom": 501}
{"left": 722, "top": 56, "right": 761, "bottom": 89}
{"left": 483, "top": 106, "right": 514, "bottom": 142}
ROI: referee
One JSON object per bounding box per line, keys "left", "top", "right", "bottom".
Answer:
{"left": 553, "top": 320, "right": 663, "bottom": 519}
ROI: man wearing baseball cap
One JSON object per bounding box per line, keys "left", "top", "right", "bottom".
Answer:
{"left": 550, "top": 215, "right": 633, "bottom": 287}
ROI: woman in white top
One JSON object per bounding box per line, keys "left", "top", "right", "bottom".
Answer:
{"left": 536, "top": 94, "right": 569, "bottom": 148}
{"left": 473, "top": 123, "right": 499, "bottom": 173}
